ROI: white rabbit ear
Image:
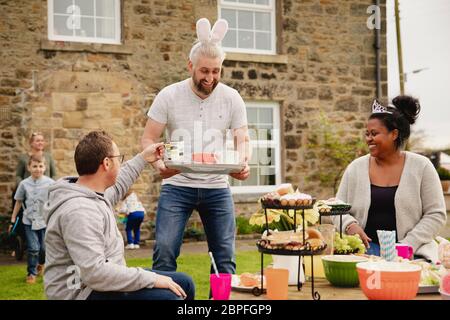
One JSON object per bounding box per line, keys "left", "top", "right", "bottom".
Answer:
{"left": 196, "top": 18, "right": 211, "bottom": 42}
{"left": 210, "top": 19, "right": 228, "bottom": 43}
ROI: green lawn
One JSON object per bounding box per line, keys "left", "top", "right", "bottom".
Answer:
{"left": 0, "top": 251, "right": 271, "bottom": 300}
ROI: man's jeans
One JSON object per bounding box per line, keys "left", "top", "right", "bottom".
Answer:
{"left": 24, "top": 224, "right": 45, "bottom": 276}
{"left": 87, "top": 270, "right": 195, "bottom": 300}
{"left": 152, "top": 184, "right": 236, "bottom": 275}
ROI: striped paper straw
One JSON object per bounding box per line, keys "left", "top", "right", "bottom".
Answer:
{"left": 377, "top": 230, "right": 396, "bottom": 261}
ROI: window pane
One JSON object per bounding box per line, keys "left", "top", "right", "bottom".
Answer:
{"left": 221, "top": 9, "right": 236, "bottom": 28}
{"left": 258, "top": 147, "right": 275, "bottom": 166}
{"left": 75, "top": 0, "right": 94, "bottom": 16}
{"left": 222, "top": 29, "right": 237, "bottom": 48}
{"left": 260, "top": 167, "right": 276, "bottom": 185}
{"left": 96, "top": 0, "right": 115, "bottom": 17}
{"left": 248, "top": 147, "right": 258, "bottom": 165}
{"left": 257, "top": 128, "right": 272, "bottom": 141}
{"left": 248, "top": 128, "right": 258, "bottom": 142}
{"left": 255, "top": 12, "right": 270, "bottom": 31}
{"left": 247, "top": 107, "right": 258, "bottom": 124}
{"left": 255, "top": 32, "right": 271, "bottom": 50}
{"left": 259, "top": 108, "right": 273, "bottom": 123}
{"left": 239, "top": 0, "right": 254, "bottom": 3}
{"left": 238, "top": 10, "right": 253, "bottom": 30}
{"left": 96, "top": 18, "right": 115, "bottom": 39}
{"left": 75, "top": 17, "right": 95, "bottom": 37}
{"left": 255, "top": 0, "right": 270, "bottom": 5}
{"left": 54, "top": 0, "right": 73, "bottom": 14}
{"left": 53, "top": 15, "right": 74, "bottom": 36}
{"left": 238, "top": 30, "right": 253, "bottom": 49}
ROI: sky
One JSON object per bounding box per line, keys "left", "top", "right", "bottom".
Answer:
{"left": 386, "top": 0, "right": 450, "bottom": 150}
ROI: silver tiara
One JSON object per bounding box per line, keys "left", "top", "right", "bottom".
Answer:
{"left": 372, "top": 99, "right": 396, "bottom": 114}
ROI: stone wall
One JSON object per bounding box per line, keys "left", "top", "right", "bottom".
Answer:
{"left": 0, "top": 0, "right": 387, "bottom": 230}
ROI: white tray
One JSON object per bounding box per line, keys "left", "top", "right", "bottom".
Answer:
{"left": 165, "top": 161, "right": 245, "bottom": 174}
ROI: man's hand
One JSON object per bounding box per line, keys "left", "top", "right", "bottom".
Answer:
{"left": 229, "top": 162, "right": 250, "bottom": 181}
{"left": 153, "top": 160, "right": 181, "bottom": 179}
{"left": 141, "top": 142, "right": 165, "bottom": 164}
{"left": 154, "top": 274, "right": 187, "bottom": 299}
{"left": 346, "top": 223, "right": 372, "bottom": 248}
{"left": 8, "top": 224, "right": 13, "bottom": 233}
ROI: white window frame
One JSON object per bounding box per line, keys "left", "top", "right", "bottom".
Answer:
{"left": 218, "top": 0, "right": 276, "bottom": 55}
{"left": 48, "top": 0, "right": 121, "bottom": 45}
{"left": 230, "top": 101, "right": 281, "bottom": 194}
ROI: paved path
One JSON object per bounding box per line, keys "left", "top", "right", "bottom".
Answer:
{"left": 0, "top": 239, "right": 258, "bottom": 266}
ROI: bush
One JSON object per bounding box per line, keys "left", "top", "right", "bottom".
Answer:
{"left": 236, "top": 216, "right": 260, "bottom": 235}
{"left": 437, "top": 167, "right": 450, "bottom": 180}
{"left": 184, "top": 226, "right": 206, "bottom": 241}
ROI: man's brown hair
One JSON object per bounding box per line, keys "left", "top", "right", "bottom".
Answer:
{"left": 74, "top": 131, "right": 114, "bottom": 175}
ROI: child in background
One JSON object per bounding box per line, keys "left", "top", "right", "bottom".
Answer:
{"left": 120, "top": 190, "right": 146, "bottom": 249}
{"left": 9, "top": 154, "right": 54, "bottom": 284}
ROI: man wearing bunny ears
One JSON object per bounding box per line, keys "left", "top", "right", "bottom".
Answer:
{"left": 141, "top": 18, "right": 251, "bottom": 278}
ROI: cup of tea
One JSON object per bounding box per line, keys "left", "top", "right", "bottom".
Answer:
{"left": 395, "top": 243, "right": 414, "bottom": 259}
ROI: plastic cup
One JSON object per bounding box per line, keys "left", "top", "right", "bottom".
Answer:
{"left": 265, "top": 268, "right": 289, "bottom": 300}
{"left": 210, "top": 273, "right": 232, "bottom": 300}
{"left": 317, "top": 224, "right": 335, "bottom": 255}
{"left": 395, "top": 243, "right": 414, "bottom": 259}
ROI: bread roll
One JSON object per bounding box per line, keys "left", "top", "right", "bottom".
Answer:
{"left": 306, "top": 228, "right": 324, "bottom": 240}
{"left": 276, "top": 183, "right": 294, "bottom": 196}
{"left": 240, "top": 273, "right": 259, "bottom": 287}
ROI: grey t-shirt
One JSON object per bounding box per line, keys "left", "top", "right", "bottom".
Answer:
{"left": 147, "top": 78, "right": 247, "bottom": 188}
{"left": 15, "top": 175, "right": 54, "bottom": 228}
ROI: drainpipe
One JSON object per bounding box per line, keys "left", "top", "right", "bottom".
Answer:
{"left": 375, "top": 0, "right": 382, "bottom": 99}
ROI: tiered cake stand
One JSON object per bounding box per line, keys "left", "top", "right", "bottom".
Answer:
{"left": 255, "top": 200, "right": 326, "bottom": 300}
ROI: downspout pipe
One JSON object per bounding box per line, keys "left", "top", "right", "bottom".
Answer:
{"left": 375, "top": 0, "right": 382, "bottom": 99}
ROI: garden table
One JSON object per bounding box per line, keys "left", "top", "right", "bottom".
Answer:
{"left": 230, "top": 277, "right": 441, "bottom": 300}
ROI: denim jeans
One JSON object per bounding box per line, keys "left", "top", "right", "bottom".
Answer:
{"left": 87, "top": 269, "right": 195, "bottom": 300}
{"left": 152, "top": 184, "right": 236, "bottom": 275}
{"left": 24, "top": 224, "right": 45, "bottom": 276}
{"left": 366, "top": 242, "right": 381, "bottom": 256}
{"left": 126, "top": 211, "right": 145, "bottom": 245}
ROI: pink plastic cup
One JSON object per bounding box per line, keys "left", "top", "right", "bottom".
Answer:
{"left": 210, "top": 273, "right": 232, "bottom": 300}
{"left": 396, "top": 243, "right": 414, "bottom": 259}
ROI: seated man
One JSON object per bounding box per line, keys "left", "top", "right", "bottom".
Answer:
{"left": 43, "top": 131, "right": 195, "bottom": 300}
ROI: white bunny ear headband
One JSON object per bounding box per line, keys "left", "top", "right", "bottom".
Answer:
{"left": 196, "top": 18, "right": 228, "bottom": 44}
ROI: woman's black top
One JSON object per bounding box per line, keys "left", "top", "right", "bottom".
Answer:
{"left": 364, "top": 184, "right": 398, "bottom": 244}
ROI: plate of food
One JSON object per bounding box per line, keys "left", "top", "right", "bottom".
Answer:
{"left": 231, "top": 273, "right": 266, "bottom": 293}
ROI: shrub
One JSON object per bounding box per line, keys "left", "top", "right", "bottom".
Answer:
{"left": 437, "top": 167, "right": 450, "bottom": 180}
{"left": 236, "top": 216, "right": 260, "bottom": 235}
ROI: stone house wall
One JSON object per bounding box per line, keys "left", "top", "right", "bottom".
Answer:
{"left": 0, "top": 0, "right": 387, "bottom": 238}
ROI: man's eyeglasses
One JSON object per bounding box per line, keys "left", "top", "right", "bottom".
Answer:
{"left": 107, "top": 154, "right": 125, "bottom": 164}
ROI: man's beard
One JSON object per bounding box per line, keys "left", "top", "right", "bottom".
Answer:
{"left": 193, "top": 74, "right": 219, "bottom": 96}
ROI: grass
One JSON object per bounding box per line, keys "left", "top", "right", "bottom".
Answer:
{"left": 0, "top": 251, "right": 271, "bottom": 300}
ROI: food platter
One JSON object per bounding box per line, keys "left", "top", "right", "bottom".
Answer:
{"left": 256, "top": 240, "right": 327, "bottom": 256}
{"left": 231, "top": 274, "right": 266, "bottom": 293}
{"left": 164, "top": 161, "right": 245, "bottom": 174}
